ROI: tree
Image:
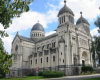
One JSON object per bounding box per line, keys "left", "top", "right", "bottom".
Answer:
{"left": 94, "top": 17, "right": 100, "bottom": 33}
{"left": 0, "top": 38, "right": 12, "bottom": 78}
{"left": 94, "top": 36, "right": 100, "bottom": 65}
{"left": 91, "top": 41, "right": 96, "bottom": 67}
{"left": 0, "top": 0, "right": 34, "bottom": 37}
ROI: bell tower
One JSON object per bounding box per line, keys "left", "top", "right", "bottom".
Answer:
{"left": 58, "top": 0, "right": 74, "bottom": 26}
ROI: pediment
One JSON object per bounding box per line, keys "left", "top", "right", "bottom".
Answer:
{"left": 77, "top": 24, "right": 87, "bottom": 34}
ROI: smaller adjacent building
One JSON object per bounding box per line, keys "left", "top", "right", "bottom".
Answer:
{"left": 10, "top": 0, "right": 93, "bottom": 77}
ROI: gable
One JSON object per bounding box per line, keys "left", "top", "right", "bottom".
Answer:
{"left": 77, "top": 24, "right": 87, "bottom": 34}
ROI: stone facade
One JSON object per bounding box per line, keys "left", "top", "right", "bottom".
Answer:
{"left": 10, "top": 1, "right": 93, "bottom": 76}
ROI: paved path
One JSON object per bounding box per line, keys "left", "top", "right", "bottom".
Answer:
{"left": 40, "top": 74, "right": 100, "bottom": 80}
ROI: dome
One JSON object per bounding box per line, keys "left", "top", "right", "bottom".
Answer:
{"left": 58, "top": 4, "right": 74, "bottom": 16}
{"left": 58, "top": 37, "right": 65, "bottom": 43}
{"left": 31, "top": 23, "right": 44, "bottom": 32}
{"left": 76, "top": 16, "right": 89, "bottom": 25}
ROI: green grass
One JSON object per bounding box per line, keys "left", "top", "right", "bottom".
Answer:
{"left": 83, "top": 77, "right": 100, "bottom": 80}
{"left": 0, "top": 76, "right": 47, "bottom": 80}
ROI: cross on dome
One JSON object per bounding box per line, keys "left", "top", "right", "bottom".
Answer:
{"left": 64, "top": 0, "right": 66, "bottom": 4}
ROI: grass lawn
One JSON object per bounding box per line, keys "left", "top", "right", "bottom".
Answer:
{"left": 0, "top": 76, "right": 47, "bottom": 80}
{"left": 83, "top": 77, "right": 100, "bottom": 80}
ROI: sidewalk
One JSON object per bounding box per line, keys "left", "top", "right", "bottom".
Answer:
{"left": 39, "top": 74, "right": 100, "bottom": 80}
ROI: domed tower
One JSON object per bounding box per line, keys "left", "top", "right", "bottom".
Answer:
{"left": 30, "top": 22, "right": 45, "bottom": 42}
{"left": 76, "top": 12, "right": 89, "bottom": 26}
{"left": 76, "top": 12, "right": 90, "bottom": 35}
{"left": 58, "top": 0, "right": 74, "bottom": 26}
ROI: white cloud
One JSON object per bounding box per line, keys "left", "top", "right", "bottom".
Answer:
{"left": 1, "top": 0, "right": 100, "bottom": 54}
{"left": 45, "top": 31, "right": 56, "bottom": 36}
{"left": 90, "top": 27, "right": 99, "bottom": 36}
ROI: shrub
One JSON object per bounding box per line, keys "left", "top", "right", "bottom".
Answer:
{"left": 43, "top": 71, "right": 64, "bottom": 78}
{"left": 81, "top": 66, "right": 93, "bottom": 73}
{"left": 38, "top": 71, "right": 43, "bottom": 76}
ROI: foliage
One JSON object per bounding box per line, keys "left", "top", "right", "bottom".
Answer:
{"left": 0, "top": 0, "right": 34, "bottom": 37}
{"left": 38, "top": 71, "right": 43, "bottom": 76}
{"left": 0, "top": 38, "right": 12, "bottom": 78}
{"left": 81, "top": 66, "right": 93, "bottom": 73}
{"left": 93, "top": 36, "right": 100, "bottom": 65}
{"left": 91, "top": 41, "right": 96, "bottom": 67}
{"left": 94, "top": 17, "right": 100, "bottom": 33}
{"left": 42, "top": 71, "right": 64, "bottom": 78}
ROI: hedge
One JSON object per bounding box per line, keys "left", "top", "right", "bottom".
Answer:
{"left": 38, "top": 71, "right": 43, "bottom": 76}
{"left": 43, "top": 71, "right": 64, "bottom": 78}
{"left": 81, "top": 66, "right": 93, "bottom": 73}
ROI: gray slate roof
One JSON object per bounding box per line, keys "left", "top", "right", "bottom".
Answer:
{"left": 36, "top": 33, "right": 58, "bottom": 43}
{"left": 18, "top": 35, "right": 35, "bottom": 43}
{"left": 58, "top": 4, "right": 74, "bottom": 16}
{"left": 31, "top": 23, "right": 44, "bottom": 32}
{"left": 76, "top": 16, "right": 89, "bottom": 25}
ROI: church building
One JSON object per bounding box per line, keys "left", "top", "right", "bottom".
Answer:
{"left": 10, "top": 0, "right": 93, "bottom": 76}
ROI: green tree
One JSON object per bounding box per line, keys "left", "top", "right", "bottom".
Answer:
{"left": 94, "top": 36, "right": 100, "bottom": 65}
{"left": 94, "top": 17, "right": 100, "bottom": 33}
{"left": 0, "top": 38, "right": 12, "bottom": 78}
{"left": 0, "top": 0, "right": 34, "bottom": 37}
{"left": 91, "top": 41, "right": 96, "bottom": 67}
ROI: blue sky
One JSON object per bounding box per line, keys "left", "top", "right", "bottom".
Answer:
{"left": 0, "top": 0, "right": 100, "bottom": 54}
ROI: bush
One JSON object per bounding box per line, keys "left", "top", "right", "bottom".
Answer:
{"left": 43, "top": 71, "right": 64, "bottom": 78}
{"left": 38, "top": 71, "right": 43, "bottom": 76}
{"left": 81, "top": 66, "right": 93, "bottom": 73}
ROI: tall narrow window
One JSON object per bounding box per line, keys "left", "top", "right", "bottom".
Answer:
{"left": 62, "top": 17, "right": 63, "bottom": 23}
{"left": 31, "top": 60, "right": 32, "bottom": 65}
{"left": 63, "top": 59, "right": 64, "bottom": 63}
{"left": 64, "top": 16, "right": 65, "bottom": 22}
{"left": 61, "top": 52, "right": 62, "bottom": 55}
{"left": 52, "top": 43, "right": 54, "bottom": 47}
{"left": 54, "top": 42, "right": 55, "bottom": 47}
{"left": 35, "top": 59, "right": 37, "bottom": 64}
{"left": 47, "top": 57, "right": 48, "bottom": 62}
{"left": 41, "top": 58, "right": 42, "bottom": 63}
{"left": 60, "top": 18, "right": 61, "bottom": 24}
{"left": 53, "top": 56, "right": 55, "bottom": 61}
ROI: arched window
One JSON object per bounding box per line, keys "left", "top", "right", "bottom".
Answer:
{"left": 63, "top": 59, "right": 64, "bottom": 63}
{"left": 60, "top": 18, "right": 61, "bottom": 24}
{"left": 42, "top": 45, "right": 44, "bottom": 50}
{"left": 31, "top": 60, "right": 32, "bottom": 65}
{"left": 34, "top": 34, "right": 35, "bottom": 36}
{"left": 35, "top": 59, "right": 37, "bottom": 64}
{"left": 15, "top": 45, "right": 18, "bottom": 51}
{"left": 38, "top": 33, "right": 39, "bottom": 36}
{"left": 36, "top": 33, "right": 37, "bottom": 36}
{"left": 64, "top": 16, "right": 65, "bottom": 22}
{"left": 61, "top": 52, "right": 62, "bottom": 55}
{"left": 62, "top": 17, "right": 63, "bottom": 23}
{"left": 47, "top": 57, "right": 48, "bottom": 62}
{"left": 54, "top": 42, "right": 56, "bottom": 47}
{"left": 47, "top": 44, "right": 49, "bottom": 49}
{"left": 52, "top": 43, "right": 54, "bottom": 47}
{"left": 41, "top": 58, "right": 42, "bottom": 63}
{"left": 53, "top": 56, "right": 55, "bottom": 61}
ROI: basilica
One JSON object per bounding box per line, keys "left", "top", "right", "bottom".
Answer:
{"left": 10, "top": 0, "right": 93, "bottom": 76}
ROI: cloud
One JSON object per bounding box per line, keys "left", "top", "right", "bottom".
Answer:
{"left": 45, "top": 31, "right": 56, "bottom": 36}
{"left": 90, "top": 27, "right": 99, "bottom": 36}
{"left": 1, "top": 0, "right": 100, "bottom": 54}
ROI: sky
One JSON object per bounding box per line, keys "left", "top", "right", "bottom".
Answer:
{"left": 0, "top": 0, "right": 100, "bottom": 54}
